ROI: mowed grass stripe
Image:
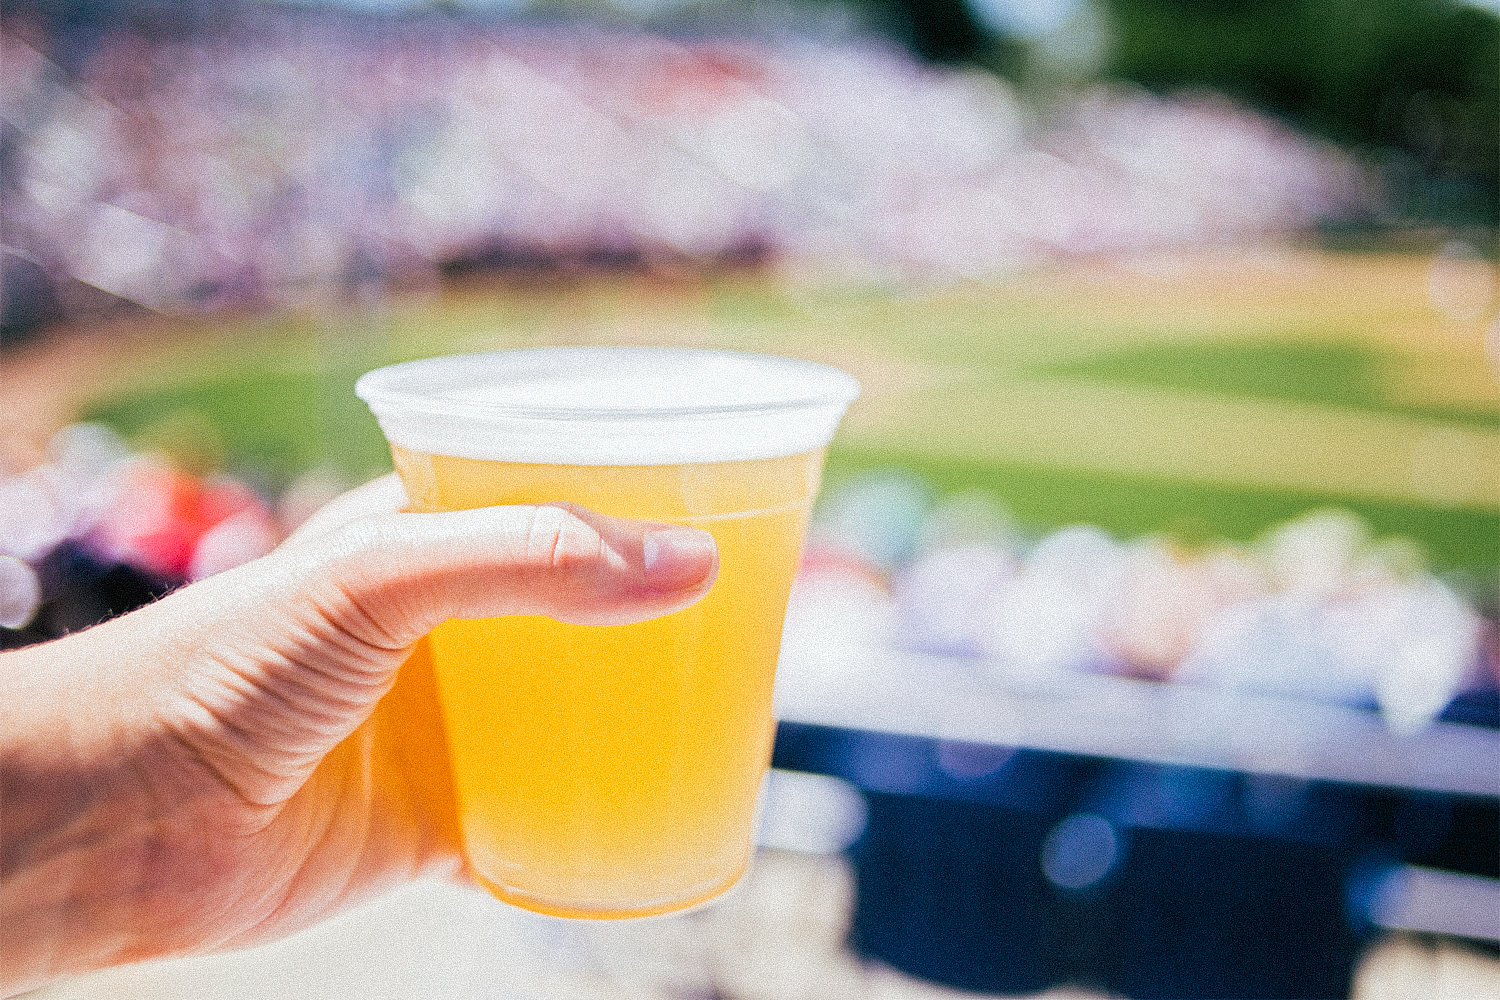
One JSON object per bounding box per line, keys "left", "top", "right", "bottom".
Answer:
{"left": 842, "top": 375, "right": 1500, "bottom": 511}
{"left": 1041, "top": 338, "right": 1499, "bottom": 431}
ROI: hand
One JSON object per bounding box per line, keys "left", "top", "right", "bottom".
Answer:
{"left": 0, "top": 475, "right": 718, "bottom": 996}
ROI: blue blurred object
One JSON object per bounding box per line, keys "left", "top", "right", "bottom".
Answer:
{"left": 1040, "top": 812, "right": 1122, "bottom": 890}
{"left": 852, "top": 791, "right": 1061, "bottom": 994}
{"left": 1441, "top": 687, "right": 1500, "bottom": 729}
{"left": 773, "top": 721, "right": 1499, "bottom": 998}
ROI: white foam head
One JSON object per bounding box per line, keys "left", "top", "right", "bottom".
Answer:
{"left": 356, "top": 347, "right": 860, "bottom": 465}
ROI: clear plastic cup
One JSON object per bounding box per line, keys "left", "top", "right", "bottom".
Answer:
{"left": 356, "top": 347, "right": 858, "bottom": 918}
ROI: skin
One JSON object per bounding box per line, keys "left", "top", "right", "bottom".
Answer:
{"left": 0, "top": 475, "right": 719, "bottom": 997}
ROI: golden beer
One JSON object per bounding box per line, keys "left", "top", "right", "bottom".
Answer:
{"left": 358, "top": 349, "right": 857, "bottom": 918}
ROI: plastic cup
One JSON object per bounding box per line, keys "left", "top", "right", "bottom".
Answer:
{"left": 356, "top": 347, "right": 858, "bottom": 918}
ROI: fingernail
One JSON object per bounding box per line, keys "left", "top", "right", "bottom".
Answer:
{"left": 642, "top": 527, "right": 717, "bottom": 591}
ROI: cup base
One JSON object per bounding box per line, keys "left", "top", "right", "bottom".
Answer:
{"left": 474, "top": 862, "right": 749, "bottom": 920}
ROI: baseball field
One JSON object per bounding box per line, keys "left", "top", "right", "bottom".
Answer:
{"left": 29, "top": 248, "right": 1498, "bottom": 576}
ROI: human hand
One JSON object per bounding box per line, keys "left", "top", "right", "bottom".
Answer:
{"left": 0, "top": 475, "right": 718, "bottom": 996}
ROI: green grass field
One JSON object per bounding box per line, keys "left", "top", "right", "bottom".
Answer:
{"left": 81, "top": 251, "right": 1500, "bottom": 575}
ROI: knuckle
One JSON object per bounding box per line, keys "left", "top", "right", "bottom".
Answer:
{"left": 316, "top": 518, "right": 399, "bottom": 589}
{"left": 302, "top": 516, "right": 416, "bottom": 649}
{"left": 316, "top": 515, "right": 395, "bottom": 568}
{"left": 525, "top": 505, "right": 605, "bottom": 575}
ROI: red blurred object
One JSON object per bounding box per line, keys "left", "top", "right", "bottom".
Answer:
{"left": 92, "top": 459, "right": 271, "bottom": 580}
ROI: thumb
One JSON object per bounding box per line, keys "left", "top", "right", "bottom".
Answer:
{"left": 134, "top": 501, "right": 717, "bottom": 808}
{"left": 296, "top": 501, "right": 719, "bottom": 652}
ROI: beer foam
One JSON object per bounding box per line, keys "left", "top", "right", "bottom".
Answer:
{"left": 356, "top": 348, "right": 860, "bottom": 465}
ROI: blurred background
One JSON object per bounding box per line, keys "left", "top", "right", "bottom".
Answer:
{"left": 2, "top": 0, "right": 1497, "bottom": 997}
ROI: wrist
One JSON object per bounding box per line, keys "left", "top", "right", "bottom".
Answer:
{"left": 0, "top": 628, "right": 184, "bottom": 994}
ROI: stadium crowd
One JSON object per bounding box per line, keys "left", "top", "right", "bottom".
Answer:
{"left": 2, "top": 11, "right": 1368, "bottom": 323}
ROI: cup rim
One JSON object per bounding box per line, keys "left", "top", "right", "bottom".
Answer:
{"left": 354, "top": 346, "right": 860, "bottom": 423}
